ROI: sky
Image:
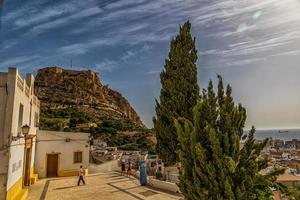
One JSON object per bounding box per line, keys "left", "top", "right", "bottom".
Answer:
{"left": 1, "top": 0, "right": 300, "bottom": 129}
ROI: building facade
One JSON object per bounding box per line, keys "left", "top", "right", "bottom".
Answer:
{"left": 35, "top": 130, "right": 90, "bottom": 178}
{"left": 0, "top": 68, "right": 40, "bottom": 200}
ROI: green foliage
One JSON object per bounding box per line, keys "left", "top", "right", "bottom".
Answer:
{"left": 78, "top": 116, "right": 89, "bottom": 123}
{"left": 40, "top": 105, "right": 153, "bottom": 151}
{"left": 69, "top": 118, "right": 78, "bottom": 128}
{"left": 105, "top": 132, "right": 155, "bottom": 153}
{"left": 90, "top": 119, "right": 143, "bottom": 134}
{"left": 153, "top": 21, "right": 199, "bottom": 166}
{"left": 287, "top": 185, "right": 300, "bottom": 199}
{"left": 68, "top": 116, "right": 90, "bottom": 128}
{"left": 175, "top": 76, "right": 285, "bottom": 200}
{"left": 41, "top": 107, "right": 74, "bottom": 118}
{"left": 41, "top": 107, "right": 91, "bottom": 121}
{"left": 40, "top": 118, "right": 64, "bottom": 131}
{"left": 119, "top": 144, "right": 140, "bottom": 151}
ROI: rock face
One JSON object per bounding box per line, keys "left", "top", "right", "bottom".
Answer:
{"left": 34, "top": 66, "right": 144, "bottom": 127}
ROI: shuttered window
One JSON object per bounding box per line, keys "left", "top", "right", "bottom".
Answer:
{"left": 18, "top": 104, "right": 24, "bottom": 133}
{"left": 74, "top": 152, "right": 83, "bottom": 163}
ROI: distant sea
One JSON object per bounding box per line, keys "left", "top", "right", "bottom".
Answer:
{"left": 247, "top": 129, "right": 300, "bottom": 141}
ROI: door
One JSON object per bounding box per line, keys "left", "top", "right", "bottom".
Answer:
{"left": 47, "top": 154, "right": 58, "bottom": 177}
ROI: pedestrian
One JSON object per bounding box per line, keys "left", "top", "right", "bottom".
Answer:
{"left": 127, "top": 161, "right": 131, "bottom": 177}
{"left": 77, "top": 165, "right": 86, "bottom": 186}
{"left": 121, "top": 161, "right": 126, "bottom": 175}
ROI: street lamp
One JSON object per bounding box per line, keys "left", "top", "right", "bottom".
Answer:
{"left": 11, "top": 125, "right": 31, "bottom": 141}
{"left": 21, "top": 125, "right": 30, "bottom": 137}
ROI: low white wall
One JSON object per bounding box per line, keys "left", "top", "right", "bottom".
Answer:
{"left": 148, "top": 177, "right": 180, "bottom": 193}
{"left": 88, "top": 160, "right": 120, "bottom": 174}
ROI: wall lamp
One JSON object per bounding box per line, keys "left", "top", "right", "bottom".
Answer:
{"left": 11, "top": 125, "right": 31, "bottom": 141}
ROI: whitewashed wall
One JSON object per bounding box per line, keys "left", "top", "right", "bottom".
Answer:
{"left": 3, "top": 69, "right": 40, "bottom": 190}
{"left": 35, "top": 130, "right": 90, "bottom": 178}
{"left": 88, "top": 160, "right": 120, "bottom": 174}
{"left": 148, "top": 177, "right": 181, "bottom": 193}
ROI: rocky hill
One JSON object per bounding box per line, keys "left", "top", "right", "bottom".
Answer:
{"left": 34, "top": 66, "right": 145, "bottom": 129}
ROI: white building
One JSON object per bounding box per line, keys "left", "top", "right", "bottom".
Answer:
{"left": 35, "top": 130, "right": 90, "bottom": 178}
{"left": 0, "top": 68, "right": 40, "bottom": 200}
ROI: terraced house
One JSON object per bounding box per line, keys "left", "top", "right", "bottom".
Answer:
{"left": 0, "top": 68, "right": 40, "bottom": 200}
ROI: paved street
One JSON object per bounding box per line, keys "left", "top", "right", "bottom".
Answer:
{"left": 28, "top": 172, "right": 183, "bottom": 200}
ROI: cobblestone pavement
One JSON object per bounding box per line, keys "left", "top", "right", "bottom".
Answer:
{"left": 28, "top": 172, "right": 183, "bottom": 200}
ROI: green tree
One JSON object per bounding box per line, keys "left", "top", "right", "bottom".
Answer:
{"left": 69, "top": 118, "right": 78, "bottom": 128}
{"left": 153, "top": 21, "right": 199, "bottom": 166}
{"left": 175, "top": 76, "right": 285, "bottom": 200}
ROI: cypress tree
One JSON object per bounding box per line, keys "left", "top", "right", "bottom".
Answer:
{"left": 175, "top": 76, "right": 285, "bottom": 200}
{"left": 153, "top": 21, "right": 199, "bottom": 166}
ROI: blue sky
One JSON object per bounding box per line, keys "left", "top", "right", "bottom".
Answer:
{"left": 1, "top": 0, "right": 300, "bottom": 129}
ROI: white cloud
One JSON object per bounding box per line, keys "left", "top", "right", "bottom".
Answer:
{"left": 26, "top": 6, "right": 103, "bottom": 35}
{"left": 120, "top": 51, "right": 135, "bottom": 62}
{"left": 225, "top": 57, "right": 266, "bottom": 67}
{"left": 141, "top": 44, "right": 152, "bottom": 51}
{"left": 236, "top": 23, "right": 252, "bottom": 33}
{"left": 1, "top": 40, "right": 18, "bottom": 50}
{"left": 56, "top": 36, "right": 122, "bottom": 55}
{"left": 14, "top": 9, "right": 64, "bottom": 28}
{"left": 104, "top": 0, "right": 147, "bottom": 10}
{"left": 252, "top": 10, "right": 263, "bottom": 19}
{"left": 0, "top": 55, "right": 40, "bottom": 68}
{"left": 95, "top": 59, "right": 118, "bottom": 72}
{"left": 57, "top": 44, "right": 90, "bottom": 55}
{"left": 271, "top": 50, "right": 300, "bottom": 57}
{"left": 147, "top": 70, "right": 161, "bottom": 75}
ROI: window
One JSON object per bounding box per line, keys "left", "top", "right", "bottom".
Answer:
{"left": 18, "top": 104, "right": 24, "bottom": 133}
{"left": 29, "top": 102, "right": 32, "bottom": 126}
{"left": 73, "top": 152, "right": 83, "bottom": 163}
{"left": 34, "top": 112, "right": 39, "bottom": 127}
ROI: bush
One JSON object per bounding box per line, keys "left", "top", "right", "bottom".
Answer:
{"left": 40, "top": 118, "right": 64, "bottom": 131}
{"left": 69, "top": 118, "right": 78, "bottom": 128}
{"left": 78, "top": 116, "right": 89, "bottom": 123}
{"left": 119, "top": 144, "right": 140, "bottom": 151}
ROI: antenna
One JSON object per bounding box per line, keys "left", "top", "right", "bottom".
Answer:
{"left": 70, "top": 59, "right": 73, "bottom": 68}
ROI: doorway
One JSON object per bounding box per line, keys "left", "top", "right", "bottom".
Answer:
{"left": 23, "top": 148, "right": 31, "bottom": 187}
{"left": 47, "top": 154, "right": 58, "bottom": 177}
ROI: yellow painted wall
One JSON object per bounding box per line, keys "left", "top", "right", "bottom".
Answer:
{"left": 6, "top": 166, "right": 38, "bottom": 200}
{"left": 30, "top": 166, "right": 38, "bottom": 184}
{"left": 6, "top": 177, "right": 27, "bottom": 200}
{"left": 58, "top": 169, "right": 88, "bottom": 177}
{"left": 58, "top": 170, "right": 78, "bottom": 177}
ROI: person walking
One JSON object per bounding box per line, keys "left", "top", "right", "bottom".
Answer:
{"left": 121, "top": 161, "right": 126, "bottom": 175}
{"left": 77, "top": 165, "right": 86, "bottom": 186}
{"left": 127, "top": 161, "right": 131, "bottom": 177}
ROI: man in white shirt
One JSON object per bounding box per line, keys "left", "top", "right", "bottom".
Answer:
{"left": 77, "top": 165, "right": 86, "bottom": 186}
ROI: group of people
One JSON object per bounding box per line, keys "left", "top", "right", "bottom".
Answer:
{"left": 121, "top": 160, "right": 132, "bottom": 176}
